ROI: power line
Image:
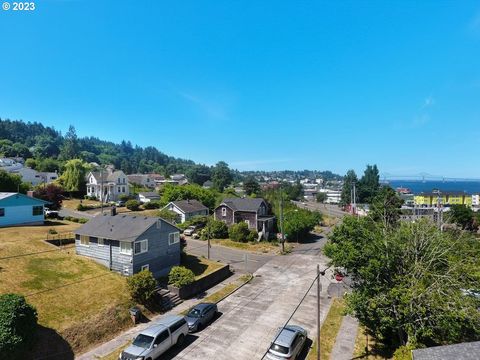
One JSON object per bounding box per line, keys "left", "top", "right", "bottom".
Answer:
{"left": 25, "top": 273, "right": 111, "bottom": 297}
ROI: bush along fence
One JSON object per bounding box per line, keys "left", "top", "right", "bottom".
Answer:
{"left": 168, "top": 265, "right": 232, "bottom": 299}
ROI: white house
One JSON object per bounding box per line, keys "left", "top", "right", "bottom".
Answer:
{"left": 0, "top": 192, "right": 48, "bottom": 227}
{"left": 0, "top": 158, "right": 58, "bottom": 186}
{"left": 162, "top": 200, "right": 209, "bottom": 223}
{"left": 86, "top": 167, "right": 129, "bottom": 202}
{"left": 472, "top": 194, "right": 480, "bottom": 208}
{"left": 138, "top": 192, "right": 160, "bottom": 203}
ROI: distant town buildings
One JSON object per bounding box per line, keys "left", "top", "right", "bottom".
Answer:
{"left": 0, "top": 157, "right": 58, "bottom": 186}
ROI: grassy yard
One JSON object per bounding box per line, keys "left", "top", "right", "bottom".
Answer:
{"left": 307, "top": 298, "right": 346, "bottom": 360}
{"left": 210, "top": 239, "right": 284, "bottom": 254}
{"left": 353, "top": 326, "right": 392, "bottom": 359}
{"left": 62, "top": 198, "right": 101, "bottom": 210}
{"left": 181, "top": 253, "right": 224, "bottom": 279}
{"left": 0, "top": 221, "right": 131, "bottom": 353}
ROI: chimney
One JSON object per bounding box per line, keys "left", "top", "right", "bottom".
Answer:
{"left": 111, "top": 206, "right": 117, "bottom": 216}
{"left": 27, "top": 190, "right": 34, "bottom": 197}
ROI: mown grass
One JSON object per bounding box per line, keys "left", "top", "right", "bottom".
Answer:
{"left": 181, "top": 253, "right": 224, "bottom": 279}
{"left": 353, "top": 326, "right": 392, "bottom": 359}
{"left": 210, "top": 238, "right": 282, "bottom": 254}
{"left": 307, "top": 298, "right": 346, "bottom": 360}
{"left": 98, "top": 342, "right": 130, "bottom": 360}
{"left": 0, "top": 221, "right": 130, "bottom": 344}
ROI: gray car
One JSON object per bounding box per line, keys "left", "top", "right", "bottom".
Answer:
{"left": 185, "top": 302, "right": 218, "bottom": 332}
{"left": 266, "top": 325, "right": 307, "bottom": 360}
{"left": 119, "top": 315, "right": 188, "bottom": 360}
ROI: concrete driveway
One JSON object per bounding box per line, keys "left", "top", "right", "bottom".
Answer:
{"left": 162, "top": 252, "right": 333, "bottom": 360}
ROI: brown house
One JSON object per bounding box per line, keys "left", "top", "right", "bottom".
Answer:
{"left": 214, "top": 198, "right": 275, "bottom": 239}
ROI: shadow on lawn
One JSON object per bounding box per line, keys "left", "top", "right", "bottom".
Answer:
{"left": 28, "top": 325, "right": 74, "bottom": 360}
{"left": 181, "top": 254, "right": 208, "bottom": 277}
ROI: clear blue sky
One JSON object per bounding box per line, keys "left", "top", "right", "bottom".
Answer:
{"left": 1, "top": 1, "right": 479, "bottom": 177}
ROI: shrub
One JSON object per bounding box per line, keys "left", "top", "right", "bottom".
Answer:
{"left": 76, "top": 203, "right": 85, "bottom": 211}
{"left": 157, "top": 209, "right": 178, "bottom": 223}
{"left": 168, "top": 266, "right": 195, "bottom": 288}
{"left": 126, "top": 270, "right": 157, "bottom": 304}
{"left": 0, "top": 294, "right": 38, "bottom": 357}
{"left": 126, "top": 199, "right": 141, "bottom": 211}
{"left": 118, "top": 194, "right": 131, "bottom": 202}
{"left": 143, "top": 201, "right": 161, "bottom": 210}
{"left": 78, "top": 218, "right": 89, "bottom": 224}
{"left": 247, "top": 229, "right": 258, "bottom": 242}
{"left": 48, "top": 228, "right": 57, "bottom": 235}
{"left": 201, "top": 219, "right": 228, "bottom": 240}
{"left": 229, "top": 222, "right": 250, "bottom": 242}
{"left": 393, "top": 344, "right": 415, "bottom": 360}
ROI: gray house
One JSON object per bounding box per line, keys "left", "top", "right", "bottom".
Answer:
{"left": 74, "top": 213, "right": 181, "bottom": 277}
{"left": 214, "top": 198, "right": 275, "bottom": 239}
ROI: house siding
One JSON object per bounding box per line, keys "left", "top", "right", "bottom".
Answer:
{"left": 75, "top": 220, "right": 180, "bottom": 278}
{"left": 132, "top": 222, "right": 181, "bottom": 278}
{"left": 214, "top": 206, "right": 234, "bottom": 226}
{"left": 234, "top": 211, "right": 257, "bottom": 230}
{"left": 0, "top": 195, "right": 45, "bottom": 227}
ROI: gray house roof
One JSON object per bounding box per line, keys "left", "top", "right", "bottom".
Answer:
{"left": 412, "top": 341, "right": 480, "bottom": 360}
{"left": 219, "top": 198, "right": 266, "bottom": 212}
{"left": 88, "top": 170, "right": 125, "bottom": 183}
{"left": 168, "top": 200, "right": 208, "bottom": 214}
{"left": 138, "top": 192, "right": 160, "bottom": 199}
{"left": 74, "top": 214, "right": 170, "bottom": 242}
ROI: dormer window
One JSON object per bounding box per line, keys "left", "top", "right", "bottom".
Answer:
{"left": 222, "top": 207, "right": 227, "bottom": 217}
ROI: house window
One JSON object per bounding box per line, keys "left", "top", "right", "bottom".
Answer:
{"left": 134, "top": 239, "right": 148, "bottom": 255}
{"left": 98, "top": 238, "right": 104, "bottom": 246}
{"left": 118, "top": 187, "right": 121, "bottom": 193}
{"left": 123, "top": 178, "right": 126, "bottom": 184}
{"left": 244, "top": 220, "right": 250, "bottom": 228}
{"left": 222, "top": 207, "right": 227, "bottom": 217}
{"left": 0, "top": 208, "right": 4, "bottom": 217}
{"left": 120, "top": 241, "right": 132, "bottom": 255}
{"left": 80, "top": 235, "right": 90, "bottom": 246}
{"left": 32, "top": 206, "right": 43, "bottom": 216}
{"left": 141, "top": 264, "right": 150, "bottom": 271}
{"left": 122, "top": 186, "right": 125, "bottom": 193}
{"left": 169, "top": 232, "right": 180, "bottom": 245}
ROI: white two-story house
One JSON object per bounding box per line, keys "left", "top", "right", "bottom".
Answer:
{"left": 86, "top": 166, "right": 129, "bottom": 202}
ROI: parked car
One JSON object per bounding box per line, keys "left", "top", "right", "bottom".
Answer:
{"left": 183, "top": 225, "right": 197, "bottom": 236}
{"left": 185, "top": 303, "right": 218, "bottom": 332}
{"left": 115, "top": 200, "right": 126, "bottom": 207}
{"left": 266, "top": 325, "right": 307, "bottom": 360}
{"left": 119, "top": 315, "right": 188, "bottom": 360}
{"left": 44, "top": 209, "right": 59, "bottom": 218}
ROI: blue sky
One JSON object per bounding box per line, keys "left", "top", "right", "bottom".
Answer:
{"left": 1, "top": 1, "right": 479, "bottom": 177}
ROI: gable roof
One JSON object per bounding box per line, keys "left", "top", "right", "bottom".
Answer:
{"left": 74, "top": 214, "right": 177, "bottom": 242}
{"left": 412, "top": 341, "right": 480, "bottom": 360}
{"left": 88, "top": 170, "right": 125, "bottom": 183}
{"left": 219, "top": 198, "right": 266, "bottom": 212}
{"left": 138, "top": 192, "right": 160, "bottom": 198}
{"left": 0, "top": 192, "right": 49, "bottom": 205}
{"left": 168, "top": 200, "right": 208, "bottom": 214}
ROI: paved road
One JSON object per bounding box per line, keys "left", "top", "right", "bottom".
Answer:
{"left": 59, "top": 208, "right": 96, "bottom": 219}
{"left": 184, "top": 238, "right": 275, "bottom": 274}
{"left": 162, "top": 252, "right": 334, "bottom": 360}
{"left": 292, "top": 201, "right": 348, "bottom": 218}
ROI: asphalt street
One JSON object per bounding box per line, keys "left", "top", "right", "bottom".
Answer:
{"left": 292, "top": 201, "right": 348, "bottom": 218}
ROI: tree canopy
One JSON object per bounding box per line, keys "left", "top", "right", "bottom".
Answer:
{"left": 325, "top": 211, "right": 480, "bottom": 351}
{"left": 212, "top": 161, "right": 233, "bottom": 192}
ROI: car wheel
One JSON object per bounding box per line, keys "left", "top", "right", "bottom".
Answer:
{"left": 176, "top": 334, "right": 185, "bottom": 347}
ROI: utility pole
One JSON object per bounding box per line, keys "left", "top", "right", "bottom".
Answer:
{"left": 316, "top": 264, "right": 321, "bottom": 360}
{"left": 279, "top": 189, "right": 285, "bottom": 253}
{"left": 207, "top": 231, "right": 211, "bottom": 260}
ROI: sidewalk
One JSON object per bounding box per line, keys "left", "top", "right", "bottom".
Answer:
{"left": 330, "top": 315, "right": 359, "bottom": 360}
{"left": 76, "top": 273, "right": 242, "bottom": 360}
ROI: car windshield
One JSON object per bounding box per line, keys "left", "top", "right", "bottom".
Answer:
{"left": 269, "top": 343, "right": 290, "bottom": 354}
{"left": 187, "top": 308, "right": 202, "bottom": 318}
{"left": 132, "top": 334, "right": 154, "bottom": 349}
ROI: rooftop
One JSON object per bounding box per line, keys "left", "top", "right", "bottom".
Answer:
{"left": 171, "top": 199, "right": 208, "bottom": 213}
{"left": 412, "top": 341, "right": 480, "bottom": 360}
{"left": 220, "top": 197, "right": 266, "bottom": 212}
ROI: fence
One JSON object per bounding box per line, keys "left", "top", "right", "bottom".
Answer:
{"left": 45, "top": 232, "right": 75, "bottom": 247}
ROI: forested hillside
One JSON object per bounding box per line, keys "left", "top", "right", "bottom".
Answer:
{"left": 0, "top": 118, "right": 200, "bottom": 176}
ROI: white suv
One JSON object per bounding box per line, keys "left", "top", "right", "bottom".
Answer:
{"left": 119, "top": 315, "right": 188, "bottom": 360}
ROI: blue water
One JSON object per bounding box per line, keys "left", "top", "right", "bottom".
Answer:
{"left": 386, "top": 180, "right": 480, "bottom": 195}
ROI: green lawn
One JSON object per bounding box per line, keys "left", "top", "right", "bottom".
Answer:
{"left": 181, "top": 253, "right": 224, "bottom": 279}
{"left": 210, "top": 238, "right": 284, "bottom": 254}
{"left": 0, "top": 221, "right": 131, "bottom": 353}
